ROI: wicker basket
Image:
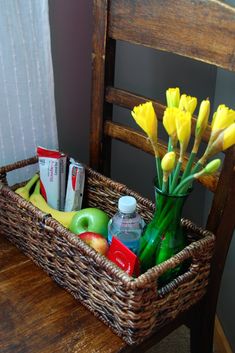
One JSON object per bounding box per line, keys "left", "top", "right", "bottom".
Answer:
{"left": 0, "top": 156, "right": 215, "bottom": 345}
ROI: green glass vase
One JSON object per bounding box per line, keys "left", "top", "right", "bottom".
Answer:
{"left": 139, "top": 186, "right": 190, "bottom": 283}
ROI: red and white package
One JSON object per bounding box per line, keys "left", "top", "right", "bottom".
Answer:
{"left": 107, "top": 237, "right": 140, "bottom": 277}
{"left": 37, "top": 146, "right": 67, "bottom": 210}
{"left": 64, "top": 158, "right": 85, "bottom": 211}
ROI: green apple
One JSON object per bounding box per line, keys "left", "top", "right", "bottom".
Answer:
{"left": 69, "top": 207, "right": 109, "bottom": 238}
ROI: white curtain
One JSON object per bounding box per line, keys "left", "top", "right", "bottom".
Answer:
{"left": 0, "top": 0, "right": 58, "bottom": 184}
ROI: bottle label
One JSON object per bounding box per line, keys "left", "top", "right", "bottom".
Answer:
{"left": 108, "top": 230, "right": 140, "bottom": 255}
{"left": 108, "top": 215, "right": 144, "bottom": 255}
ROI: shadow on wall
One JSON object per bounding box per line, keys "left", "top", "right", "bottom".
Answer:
{"left": 49, "top": 0, "right": 92, "bottom": 163}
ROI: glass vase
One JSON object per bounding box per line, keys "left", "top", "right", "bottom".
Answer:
{"left": 139, "top": 185, "right": 190, "bottom": 283}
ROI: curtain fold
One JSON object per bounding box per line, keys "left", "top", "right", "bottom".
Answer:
{"left": 0, "top": 0, "right": 58, "bottom": 184}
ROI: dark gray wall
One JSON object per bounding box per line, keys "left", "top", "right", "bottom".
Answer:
{"left": 49, "top": 0, "right": 92, "bottom": 163}
{"left": 49, "top": 0, "right": 234, "bottom": 349}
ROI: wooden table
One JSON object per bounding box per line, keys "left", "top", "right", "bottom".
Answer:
{"left": 0, "top": 235, "right": 130, "bottom": 353}
{"left": 1, "top": 234, "right": 226, "bottom": 353}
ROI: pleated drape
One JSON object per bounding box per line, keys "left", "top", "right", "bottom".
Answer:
{"left": 0, "top": 0, "right": 58, "bottom": 184}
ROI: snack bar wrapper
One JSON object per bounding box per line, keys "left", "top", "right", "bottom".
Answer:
{"left": 64, "top": 158, "right": 85, "bottom": 212}
{"left": 37, "top": 146, "right": 67, "bottom": 210}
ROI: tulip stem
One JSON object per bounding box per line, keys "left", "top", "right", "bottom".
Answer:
{"left": 162, "top": 175, "right": 168, "bottom": 193}
{"left": 156, "top": 156, "right": 163, "bottom": 188}
{"left": 191, "top": 161, "right": 204, "bottom": 175}
{"left": 168, "top": 137, "right": 173, "bottom": 152}
{"left": 168, "top": 137, "right": 173, "bottom": 185}
{"left": 173, "top": 174, "right": 195, "bottom": 195}
{"left": 181, "top": 152, "right": 196, "bottom": 181}
{"left": 169, "top": 160, "right": 182, "bottom": 193}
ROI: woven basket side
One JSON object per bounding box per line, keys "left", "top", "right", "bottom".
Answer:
{"left": 84, "top": 166, "right": 155, "bottom": 222}
{"left": 0, "top": 156, "right": 38, "bottom": 175}
{"left": 0, "top": 183, "right": 158, "bottom": 344}
{"left": 0, "top": 157, "right": 215, "bottom": 345}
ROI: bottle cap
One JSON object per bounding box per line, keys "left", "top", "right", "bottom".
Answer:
{"left": 118, "top": 196, "right": 137, "bottom": 213}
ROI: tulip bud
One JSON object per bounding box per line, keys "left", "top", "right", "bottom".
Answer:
{"left": 161, "top": 152, "right": 176, "bottom": 173}
{"left": 166, "top": 87, "right": 180, "bottom": 108}
{"left": 196, "top": 99, "right": 210, "bottom": 138}
{"left": 179, "top": 94, "right": 197, "bottom": 115}
{"left": 203, "top": 159, "right": 221, "bottom": 175}
{"left": 192, "top": 99, "right": 210, "bottom": 154}
{"left": 194, "top": 159, "right": 221, "bottom": 180}
{"left": 176, "top": 110, "right": 192, "bottom": 160}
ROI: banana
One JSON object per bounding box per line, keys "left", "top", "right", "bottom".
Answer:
{"left": 15, "top": 174, "right": 40, "bottom": 200}
{"left": 29, "top": 181, "right": 77, "bottom": 228}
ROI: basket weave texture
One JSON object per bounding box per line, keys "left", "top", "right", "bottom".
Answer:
{"left": 0, "top": 157, "right": 215, "bottom": 345}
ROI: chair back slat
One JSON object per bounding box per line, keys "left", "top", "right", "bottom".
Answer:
{"left": 90, "top": 0, "right": 110, "bottom": 170}
{"left": 105, "top": 86, "right": 212, "bottom": 143}
{"left": 109, "top": 0, "right": 235, "bottom": 71}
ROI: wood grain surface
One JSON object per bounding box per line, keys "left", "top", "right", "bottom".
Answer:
{"left": 0, "top": 234, "right": 231, "bottom": 353}
{"left": 0, "top": 235, "right": 128, "bottom": 353}
{"left": 109, "top": 0, "right": 235, "bottom": 71}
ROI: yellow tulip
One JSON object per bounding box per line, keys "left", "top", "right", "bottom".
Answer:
{"left": 163, "top": 107, "right": 179, "bottom": 149}
{"left": 211, "top": 104, "right": 235, "bottom": 132}
{"left": 179, "top": 94, "right": 197, "bottom": 115}
{"left": 163, "top": 107, "right": 178, "bottom": 136}
{"left": 176, "top": 110, "right": 192, "bottom": 159}
{"left": 131, "top": 101, "right": 157, "bottom": 140}
{"left": 161, "top": 152, "right": 176, "bottom": 173}
{"left": 166, "top": 87, "right": 180, "bottom": 108}
{"left": 131, "top": 101, "right": 158, "bottom": 156}
{"left": 200, "top": 123, "right": 235, "bottom": 164}
{"left": 222, "top": 123, "right": 235, "bottom": 150}
{"left": 162, "top": 108, "right": 179, "bottom": 136}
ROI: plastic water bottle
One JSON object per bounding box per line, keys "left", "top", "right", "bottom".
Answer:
{"left": 108, "top": 196, "right": 144, "bottom": 255}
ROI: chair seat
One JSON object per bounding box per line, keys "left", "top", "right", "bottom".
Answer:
{"left": 0, "top": 235, "right": 127, "bottom": 353}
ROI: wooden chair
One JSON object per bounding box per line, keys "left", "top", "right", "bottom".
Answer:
{"left": 89, "top": 1, "right": 235, "bottom": 352}
{"left": 1, "top": 1, "right": 235, "bottom": 353}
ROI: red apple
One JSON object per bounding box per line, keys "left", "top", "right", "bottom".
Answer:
{"left": 79, "top": 231, "right": 109, "bottom": 255}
